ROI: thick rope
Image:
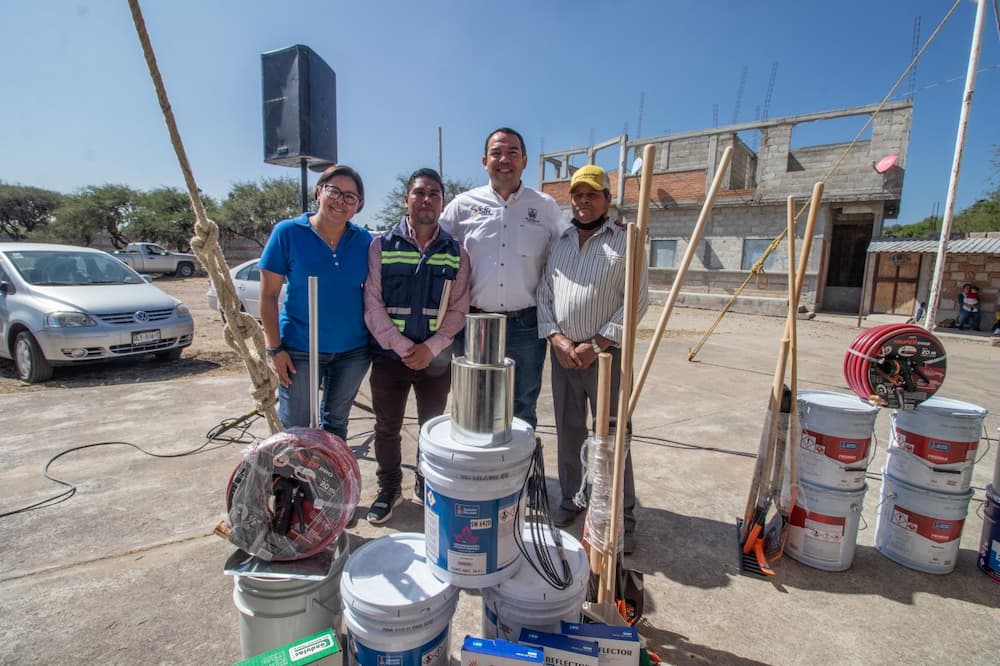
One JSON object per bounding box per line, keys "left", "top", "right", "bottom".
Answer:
{"left": 127, "top": 0, "right": 280, "bottom": 433}
{"left": 686, "top": 0, "right": 962, "bottom": 362}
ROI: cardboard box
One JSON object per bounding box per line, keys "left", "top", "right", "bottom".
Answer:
{"left": 559, "top": 623, "right": 639, "bottom": 666}
{"left": 518, "top": 629, "right": 600, "bottom": 666}
{"left": 461, "top": 636, "right": 544, "bottom": 666}
{"left": 234, "top": 628, "right": 341, "bottom": 666}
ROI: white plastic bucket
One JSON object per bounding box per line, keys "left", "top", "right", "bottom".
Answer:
{"left": 233, "top": 532, "right": 349, "bottom": 659}
{"left": 887, "top": 397, "right": 986, "bottom": 494}
{"left": 978, "top": 485, "right": 1000, "bottom": 584}
{"left": 419, "top": 415, "right": 535, "bottom": 588}
{"left": 795, "top": 390, "right": 879, "bottom": 490}
{"left": 783, "top": 479, "right": 867, "bottom": 571}
{"left": 340, "top": 533, "right": 458, "bottom": 666}
{"left": 875, "top": 471, "right": 973, "bottom": 574}
{"left": 481, "top": 524, "right": 589, "bottom": 641}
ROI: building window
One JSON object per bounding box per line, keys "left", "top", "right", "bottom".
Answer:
{"left": 650, "top": 240, "right": 677, "bottom": 268}
{"left": 741, "top": 238, "right": 778, "bottom": 271}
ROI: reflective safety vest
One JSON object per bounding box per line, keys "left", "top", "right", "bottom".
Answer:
{"left": 374, "top": 220, "right": 461, "bottom": 356}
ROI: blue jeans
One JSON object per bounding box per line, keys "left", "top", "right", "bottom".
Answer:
{"left": 279, "top": 345, "right": 371, "bottom": 440}
{"left": 504, "top": 309, "right": 547, "bottom": 428}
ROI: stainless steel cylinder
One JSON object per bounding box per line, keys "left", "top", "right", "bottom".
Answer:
{"left": 450, "top": 356, "right": 515, "bottom": 446}
{"left": 464, "top": 313, "right": 506, "bottom": 366}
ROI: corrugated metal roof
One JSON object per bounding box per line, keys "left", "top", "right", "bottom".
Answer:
{"left": 867, "top": 237, "right": 1000, "bottom": 254}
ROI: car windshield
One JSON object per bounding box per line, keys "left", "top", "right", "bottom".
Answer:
{"left": 3, "top": 250, "right": 145, "bottom": 286}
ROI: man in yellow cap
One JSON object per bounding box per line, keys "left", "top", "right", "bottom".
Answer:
{"left": 536, "top": 164, "right": 648, "bottom": 554}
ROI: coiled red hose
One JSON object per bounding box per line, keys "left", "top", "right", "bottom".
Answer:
{"left": 843, "top": 324, "right": 946, "bottom": 409}
{"left": 225, "top": 427, "right": 361, "bottom": 561}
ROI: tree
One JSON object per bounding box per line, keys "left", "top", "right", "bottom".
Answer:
{"left": 128, "top": 187, "right": 218, "bottom": 251}
{"left": 41, "top": 185, "right": 139, "bottom": 247}
{"left": 373, "top": 174, "right": 476, "bottom": 231}
{"left": 218, "top": 178, "right": 301, "bottom": 248}
{"left": 0, "top": 183, "right": 63, "bottom": 240}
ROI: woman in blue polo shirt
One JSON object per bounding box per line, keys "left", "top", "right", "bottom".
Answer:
{"left": 259, "top": 164, "right": 373, "bottom": 439}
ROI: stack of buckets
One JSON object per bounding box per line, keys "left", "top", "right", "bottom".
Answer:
{"left": 784, "top": 390, "right": 879, "bottom": 571}
{"left": 875, "top": 397, "right": 987, "bottom": 575}
{"left": 338, "top": 314, "right": 589, "bottom": 666}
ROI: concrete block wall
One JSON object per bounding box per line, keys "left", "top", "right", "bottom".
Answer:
{"left": 646, "top": 202, "right": 824, "bottom": 310}
{"left": 936, "top": 253, "right": 999, "bottom": 327}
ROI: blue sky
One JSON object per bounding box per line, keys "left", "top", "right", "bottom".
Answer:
{"left": 1, "top": 1, "right": 997, "bottom": 230}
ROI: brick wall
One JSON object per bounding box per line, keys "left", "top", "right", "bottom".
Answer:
{"left": 938, "top": 253, "right": 999, "bottom": 326}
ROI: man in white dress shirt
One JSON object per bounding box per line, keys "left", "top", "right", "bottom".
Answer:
{"left": 440, "top": 127, "right": 566, "bottom": 428}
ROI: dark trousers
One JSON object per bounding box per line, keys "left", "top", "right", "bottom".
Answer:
{"left": 550, "top": 345, "right": 636, "bottom": 532}
{"left": 369, "top": 353, "right": 451, "bottom": 492}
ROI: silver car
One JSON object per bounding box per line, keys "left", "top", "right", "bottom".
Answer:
{"left": 0, "top": 242, "right": 194, "bottom": 383}
{"left": 207, "top": 258, "right": 284, "bottom": 318}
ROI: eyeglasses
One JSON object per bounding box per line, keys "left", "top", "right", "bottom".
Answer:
{"left": 320, "top": 183, "right": 361, "bottom": 206}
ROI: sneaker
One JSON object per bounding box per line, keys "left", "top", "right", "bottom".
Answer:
{"left": 552, "top": 505, "right": 581, "bottom": 528}
{"left": 366, "top": 489, "right": 402, "bottom": 525}
{"left": 414, "top": 476, "right": 425, "bottom": 505}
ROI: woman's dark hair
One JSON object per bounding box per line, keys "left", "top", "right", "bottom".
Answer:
{"left": 315, "top": 164, "right": 365, "bottom": 211}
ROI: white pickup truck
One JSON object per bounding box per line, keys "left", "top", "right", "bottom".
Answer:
{"left": 114, "top": 242, "right": 199, "bottom": 277}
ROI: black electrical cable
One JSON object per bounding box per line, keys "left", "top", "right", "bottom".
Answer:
{"left": 514, "top": 438, "right": 573, "bottom": 590}
{"left": 0, "top": 409, "right": 265, "bottom": 520}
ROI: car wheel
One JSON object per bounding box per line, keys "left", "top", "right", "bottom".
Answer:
{"left": 155, "top": 347, "right": 183, "bottom": 362}
{"left": 175, "top": 262, "right": 195, "bottom": 278}
{"left": 14, "top": 331, "right": 54, "bottom": 383}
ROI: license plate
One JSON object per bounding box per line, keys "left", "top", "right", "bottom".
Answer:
{"left": 132, "top": 329, "right": 161, "bottom": 344}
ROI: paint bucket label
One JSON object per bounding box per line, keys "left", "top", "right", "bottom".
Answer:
{"left": 784, "top": 481, "right": 866, "bottom": 571}
{"left": 425, "top": 487, "right": 522, "bottom": 577}
{"left": 796, "top": 391, "right": 878, "bottom": 490}
{"left": 892, "top": 427, "right": 976, "bottom": 465}
{"left": 346, "top": 625, "right": 448, "bottom": 666}
{"left": 978, "top": 486, "right": 1000, "bottom": 584}
{"left": 876, "top": 472, "right": 972, "bottom": 574}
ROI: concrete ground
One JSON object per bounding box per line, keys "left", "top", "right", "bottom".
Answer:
{"left": 1, "top": 307, "right": 998, "bottom": 665}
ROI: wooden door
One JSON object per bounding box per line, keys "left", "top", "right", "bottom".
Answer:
{"left": 871, "top": 252, "right": 921, "bottom": 314}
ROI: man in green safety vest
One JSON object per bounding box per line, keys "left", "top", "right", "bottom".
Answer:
{"left": 363, "top": 168, "right": 472, "bottom": 524}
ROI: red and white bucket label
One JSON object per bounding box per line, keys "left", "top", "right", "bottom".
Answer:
{"left": 890, "top": 504, "right": 964, "bottom": 544}
{"left": 801, "top": 429, "right": 870, "bottom": 464}
{"left": 787, "top": 504, "right": 850, "bottom": 566}
{"left": 893, "top": 427, "right": 977, "bottom": 465}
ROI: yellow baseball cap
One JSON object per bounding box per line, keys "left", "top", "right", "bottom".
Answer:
{"left": 570, "top": 164, "right": 609, "bottom": 193}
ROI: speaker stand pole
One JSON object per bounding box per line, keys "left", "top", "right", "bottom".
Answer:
{"left": 299, "top": 158, "right": 309, "bottom": 214}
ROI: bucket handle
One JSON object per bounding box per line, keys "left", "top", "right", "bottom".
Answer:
{"left": 973, "top": 423, "right": 993, "bottom": 465}
{"left": 853, "top": 503, "right": 869, "bottom": 532}
{"left": 869, "top": 491, "right": 896, "bottom": 517}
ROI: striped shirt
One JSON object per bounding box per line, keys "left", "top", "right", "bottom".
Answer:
{"left": 536, "top": 219, "right": 649, "bottom": 345}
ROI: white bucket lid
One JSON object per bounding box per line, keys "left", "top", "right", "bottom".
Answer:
{"left": 798, "top": 390, "right": 880, "bottom": 415}
{"left": 421, "top": 416, "right": 536, "bottom": 469}
{"left": 897, "top": 396, "right": 988, "bottom": 419}
{"left": 341, "top": 533, "right": 457, "bottom": 622}
{"left": 488, "top": 524, "right": 588, "bottom": 604}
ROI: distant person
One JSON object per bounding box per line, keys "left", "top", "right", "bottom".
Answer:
{"left": 957, "top": 283, "right": 981, "bottom": 331}
{"left": 440, "top": 127, "right": 566, "bottom": 428}
{"left": 536, "top": 165, "right": 649, "bottom": 554}
{"left": 259, "top": 164, "right": 372, "bottom": 439}
{"left": 363, "top": 168, "right": 471, "bottom": 524}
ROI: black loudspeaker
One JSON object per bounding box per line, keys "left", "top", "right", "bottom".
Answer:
{"left": 261, "top": 45, "right": 337, "bottom": 169}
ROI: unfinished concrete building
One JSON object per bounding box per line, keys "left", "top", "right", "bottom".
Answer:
{"left": 539, "top": 101, "right": 913, "bottom": 315}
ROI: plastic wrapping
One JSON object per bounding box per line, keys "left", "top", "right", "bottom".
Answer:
{"left": 583, "top": 436, "right": 624, "bottom": 555}
{"left": 226, "top": 427, "right": 361, "bottom": 561}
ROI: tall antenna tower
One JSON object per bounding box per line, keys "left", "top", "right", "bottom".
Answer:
{"left": 732, "top": 65, "right": 748, "bottom": 124}
{"left": 761, "top": 62, "right": 778, "bottom": 121}
{"left": 636, "top": 91, "right": 645, "bottom": 140}
{"left": 908, "top": 16, "right": 921, "bottom": 100}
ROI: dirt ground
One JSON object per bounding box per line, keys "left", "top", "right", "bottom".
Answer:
{"left": 0, "top": 276, "right": 244, "bottom": 394}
